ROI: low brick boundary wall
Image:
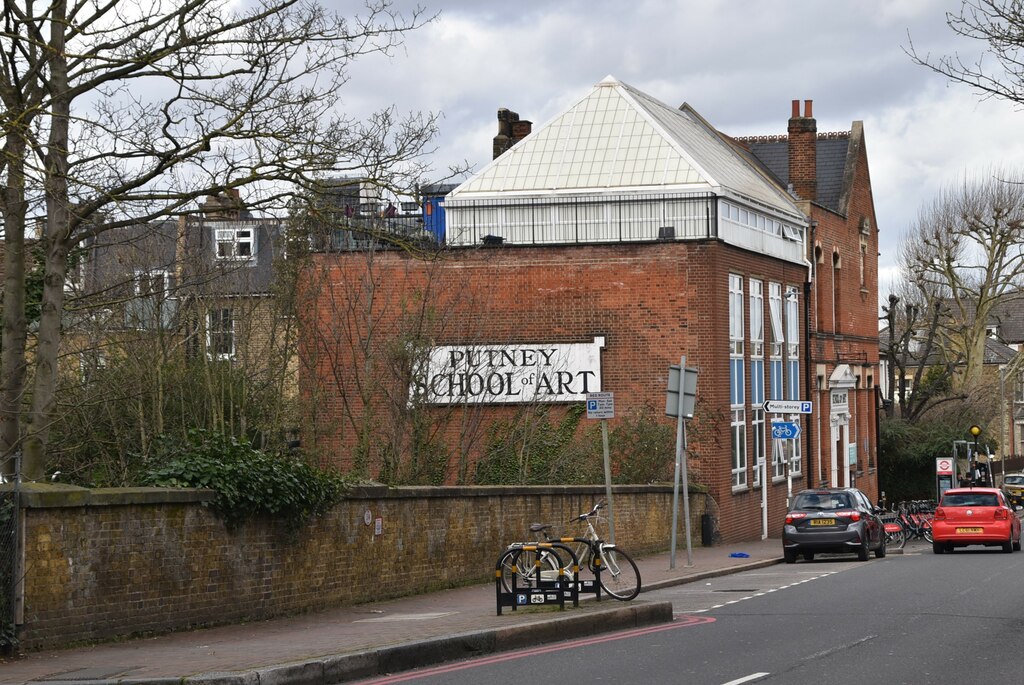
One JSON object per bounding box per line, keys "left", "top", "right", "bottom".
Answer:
{"left": 15, "top": 483, "right": 712, "bottom": 650}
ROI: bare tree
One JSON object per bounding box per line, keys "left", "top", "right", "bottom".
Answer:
{"left": 898, "top": 169, "right": 1024, "bottom": 385}
{"left": 908, "top": 0, "right": 1024, "bottom": 105}
{"left": 881, "top": 289, "right": 966, "bottom": 424}
{"left": 0, "top": 0, "right": 443, "bottom": 480}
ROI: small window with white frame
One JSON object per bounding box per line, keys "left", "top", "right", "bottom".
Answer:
{"left": 207, "top": 308, "right": 235, "bottom": 360}
{"left": 215, "top": 227, "right": 255, "bottom": 261}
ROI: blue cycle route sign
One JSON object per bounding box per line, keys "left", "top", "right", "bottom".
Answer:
{"left": 770, "top": 421, "right": 801, "bottom": 440}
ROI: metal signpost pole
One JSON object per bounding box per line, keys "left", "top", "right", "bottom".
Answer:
{"left": 587, "top": 392, "right": 617, "bottom": 544}
{"left": 667, "top": 358, "right": 696, "bottom": 569}
{"left": 670, "top": 392, "right": 683, "bottom": 569}
{"left": 601, "top": 418, "right": 615, "bottom": 544}
{"left": 681, "top": 411, "right": 693, "bottom": 567}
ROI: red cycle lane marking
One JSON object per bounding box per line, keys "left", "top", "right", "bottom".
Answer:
{"left": 360, "top": 615, "right": 716, "bottom": 684}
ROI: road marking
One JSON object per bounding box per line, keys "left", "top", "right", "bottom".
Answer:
{"left": 683, "top": 571, "right": 839, "bottom": 612}
{"left": 358, "top": 615, "right": 716, "bottom": 683}
{"left": 802, "top": 634, "right": 877, "bottom": 662}
{"left": 721, "top": 673, "right": 770, "bottom": 685}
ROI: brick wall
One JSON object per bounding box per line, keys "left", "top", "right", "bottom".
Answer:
{"left": 16, "top": 483, "right": 710, "bottom": 650}
{"left": 300, "top": 241, "right": 810, "bottom": 542}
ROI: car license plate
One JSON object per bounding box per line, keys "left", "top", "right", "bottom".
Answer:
{"left": 956, "top": 527, "right": 983, "bottom": 534}
{"left": 809, "top": 518, "right": 835, "bottom": 526}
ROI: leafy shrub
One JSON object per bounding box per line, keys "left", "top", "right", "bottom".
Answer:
{"left": 142, "top": 429, "right": 349, "bottom": 529}
{"left": 475, "top": 405, "right": 602, "bottom": 485}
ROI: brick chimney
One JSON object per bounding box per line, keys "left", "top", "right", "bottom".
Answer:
{"left": 493, "top": 108, "right": 532, "bottom": 159}
{"left": 787, "top": 99, "right": 817, "bottom": 201}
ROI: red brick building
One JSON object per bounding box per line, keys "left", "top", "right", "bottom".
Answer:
{"left": 300, "top": 78, "right": 880, "bottom": 541}
{"left": 738, "top": 100, "right": 881, "bottom": 502}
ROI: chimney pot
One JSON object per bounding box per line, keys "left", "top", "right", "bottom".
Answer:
{"left": 804, "top": 100, "right": 813, "bottom": 118}
{"left": 792, "top": 100, "right": 800, "bottom": 118}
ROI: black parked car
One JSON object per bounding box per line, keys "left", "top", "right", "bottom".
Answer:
{"left": 782, "top": 487, "right": 886, "bottom": 563}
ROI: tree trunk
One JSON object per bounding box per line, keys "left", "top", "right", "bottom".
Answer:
{"left": 23, "top": 0, "right": 71, "bottom": 481}
{"left": 0, "top": 134, "right": 29, "bottom": 476}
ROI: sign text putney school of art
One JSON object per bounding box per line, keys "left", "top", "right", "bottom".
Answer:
{"left": 412, "top": 337, "right": 604, "bottom": 405}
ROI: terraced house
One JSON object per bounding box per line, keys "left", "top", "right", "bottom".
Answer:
{"left": 300, "top": 76, "right": 880, "bottom": 541}
{"left": 66, "top": 190, "right": 296, "bottom": 457}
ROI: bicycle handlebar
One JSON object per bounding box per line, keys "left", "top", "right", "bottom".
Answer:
{"left": 571, "top": 500, "right": 605, "bottom": 522}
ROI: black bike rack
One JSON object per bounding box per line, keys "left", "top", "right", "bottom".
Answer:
{"left": 495, "top": 538, "right": 603, "bottom": 616}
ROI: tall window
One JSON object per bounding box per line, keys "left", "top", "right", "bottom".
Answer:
{"left": 215, "top": 227, "right": 255, "bottom": 260}
{"left": 729, "top": 274, "right": 744, "bottom": 356}
{"left": 784, "top": 286, "right": 802, "bottom": 475}
{"left": 785, "top": 285, "right": 800, "bottom": 401}
{"left": 750, "top": 279, "right": 765, "bottom": 487}
{"left": 769, "top": 282, "right": 783, "bottom": 400}
{"left": 730, "top": 274, "right": 747, "bottom": 488}
{"left": 207, "top": 308, "right": 235, "bottom": 359}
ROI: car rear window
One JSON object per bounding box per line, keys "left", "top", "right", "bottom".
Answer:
{"left": 793, "top": 493, "right": 852, "bottom": 510}
{"left": 1005, "top": 476, "right": 1024, "bottom": 485}
{"left": 942, "top": 494, "right": 999, "bottom": 507}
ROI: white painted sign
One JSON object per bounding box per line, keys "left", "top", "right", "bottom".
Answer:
{"left": 412, "top": 337, "right": 604, "bottom": 405}
{"left": 830, "top": 389, "right": 849, "bottom": 412}
{"left": 936, "top": 458, "right": 953, "bottom": 475}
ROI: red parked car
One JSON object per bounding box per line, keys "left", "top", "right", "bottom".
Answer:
{"left": 931, "top": 487, "right": 1022, "bottom": 554}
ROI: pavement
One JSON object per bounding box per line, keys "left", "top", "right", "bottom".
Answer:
{"left": 0, "top": 538, "right": 785, "bottom": 685}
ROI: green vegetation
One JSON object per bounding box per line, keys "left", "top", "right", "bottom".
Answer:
{"left": 474, "top": 404, "right": 677, "bottom": 486}
{"left": 142, "top": 430, "right": 349, "bottom": 529}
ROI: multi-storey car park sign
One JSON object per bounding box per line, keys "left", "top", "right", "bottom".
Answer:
{"left": 412, "top": 336, "right": 605, "bottom": 405}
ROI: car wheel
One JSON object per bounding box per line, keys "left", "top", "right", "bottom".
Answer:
{"left": 874, "top": 536, "right": 886, "bottom": 558}
{"left": 1003, "top": 538, "right": 1014, "bottom": 553}
{"left": 856, "top": 541, "right": 869, "bottom": 561}
{"left": 784, "top": 548, "right": 797, "bottom": 564}
{"left": 932, "top": 541, "right": 945, "bottom": 554}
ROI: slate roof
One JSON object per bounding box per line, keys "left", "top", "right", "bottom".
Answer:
{"left": 743, "top": 136, "right": 851, "bottom": 214}
{"left": 879, "top": 326, "right": 1019, "bottom": 366}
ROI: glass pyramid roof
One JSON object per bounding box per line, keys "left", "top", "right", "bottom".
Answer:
{"left": 451, "top": 76, "right": 801, "bottom": 219}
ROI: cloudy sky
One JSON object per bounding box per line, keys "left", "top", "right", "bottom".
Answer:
{"left": 341, "top": 0, "right": 1024, "bottom": 304}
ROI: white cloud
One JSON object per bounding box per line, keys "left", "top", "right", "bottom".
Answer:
{"left": 339, "top": 0, "right": 1024, "bottom": 304}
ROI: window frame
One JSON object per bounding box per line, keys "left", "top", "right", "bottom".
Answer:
{"left": 207, "top": 307, "right": 236, "bottom": 360}
{"left": 215, "top": 226, "right": 256, "bottom": 261}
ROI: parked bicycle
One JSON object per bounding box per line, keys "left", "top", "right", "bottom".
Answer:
{"left": 885, "top": 500, "right": 934, "bottom": 545}
{"left": 498, "top": 500, "right": 642, "bottom": 601}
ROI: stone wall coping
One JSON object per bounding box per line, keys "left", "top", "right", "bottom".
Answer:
{"left": 345, "top": 483, "right": 706, "bottom": 499}
{"left": 7, "top": 481, "right": 707, "bottom": 508}
{"left": 13, "top": 482, "right": 216, "bottom": 508}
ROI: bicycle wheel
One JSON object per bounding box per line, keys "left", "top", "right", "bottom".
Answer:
{"left": 884, "top": 523, "right": 906, "bottom": 550}
{"left": 498, "top": 547, "right": 562, "bottom": 593}
{"left": 598, "top": 546, "right": 641, "bottom": 601}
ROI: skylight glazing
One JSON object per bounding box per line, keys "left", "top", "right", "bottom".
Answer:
{"left": 460, "top": 83, "right": 705, "bottom": 194}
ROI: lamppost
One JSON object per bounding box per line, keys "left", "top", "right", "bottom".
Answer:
{"left": 970, "top": 425, "right": 982, "bottom": 485}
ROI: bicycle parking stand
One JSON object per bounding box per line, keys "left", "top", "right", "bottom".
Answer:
{"left": 496, "top": 542, "right": 580, "bottom": 616}
{"left": 557, "top": 536, "right": 603, "bottom": 601}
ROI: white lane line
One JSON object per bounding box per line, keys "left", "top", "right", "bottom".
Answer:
{"left": 802, "top": 634, "right": 877, "bottom": 662}
{"left": 721, "top": 673, "right": 770, "bottom": 685}
{"left": 681, "top": 571, "right": 839, "bottom": 614}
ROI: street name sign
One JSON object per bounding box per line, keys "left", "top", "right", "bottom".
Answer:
{"left": 762, "top": 400, "right": 812, "bottom": 414}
